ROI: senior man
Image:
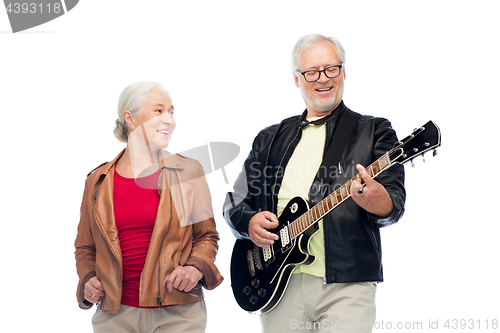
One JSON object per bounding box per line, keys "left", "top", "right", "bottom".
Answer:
{"left": 224, "top": 34, "right": 405, "bottom": 332}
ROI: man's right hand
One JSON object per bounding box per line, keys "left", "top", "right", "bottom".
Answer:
{"left": 248, "top": 211, "right": 279, "bottom": 248}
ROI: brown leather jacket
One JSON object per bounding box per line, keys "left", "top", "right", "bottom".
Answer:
{"left": 75, "top": 150, "right": 223, "bottom": 313}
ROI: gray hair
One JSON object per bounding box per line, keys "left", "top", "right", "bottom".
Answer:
{"left": 113, "top": 81, "right": 170, "bottom": 143}
{"left": 290, "top": 34, "right": 346, "bottom": 71}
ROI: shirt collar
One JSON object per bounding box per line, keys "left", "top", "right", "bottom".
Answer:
{"left": 300, "top": 100, "right": 347, "bottom": 126}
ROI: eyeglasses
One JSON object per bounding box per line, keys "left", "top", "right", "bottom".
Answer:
{"left": 296, "top": 65, "right": 343, "bottom": 82}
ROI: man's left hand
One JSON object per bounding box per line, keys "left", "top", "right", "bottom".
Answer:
{"left": 350, "top": 164, "right": 394, "bottom": 218}
{"left": 166, "top": 266, "right": 204, "bottom": 292}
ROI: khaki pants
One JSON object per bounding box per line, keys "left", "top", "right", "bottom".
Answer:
{"left": 92, "top": 301, "right": 207, "bottom": 333}
{"left": 261, "top": 274, "right": 377, "bottom": 333}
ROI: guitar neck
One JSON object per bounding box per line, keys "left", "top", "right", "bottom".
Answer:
{"left": 288, "top": 152, "right": 393, "bottom": 239}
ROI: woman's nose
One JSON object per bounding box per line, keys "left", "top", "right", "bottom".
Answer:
{"left": 162, "top": 113, "right": 173, "bottom": 124}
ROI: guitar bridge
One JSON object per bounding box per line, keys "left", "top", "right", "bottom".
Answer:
{"left": 253, "top": 246, "right": 263, "bottom": 271}
{"left": 247, "top": 246, "right": 265, "bottom": 277}
{"left": 247, "top": 250, "right": 256, "bottom": 277}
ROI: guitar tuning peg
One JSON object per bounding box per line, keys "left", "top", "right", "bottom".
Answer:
{"left": 411, "top": 159, "right": 415, "bottom": 168}
{"left": 433, "top": 149, "right": 438, "bottom": 157}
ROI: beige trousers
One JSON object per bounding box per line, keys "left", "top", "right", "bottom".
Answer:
{"left": 261, "top": 274, "right": 377, "bottom": 333}
{"left": 92, "top": 301, "right": 207, "bottom": 333}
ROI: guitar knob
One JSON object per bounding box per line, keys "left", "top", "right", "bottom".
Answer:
{"left": 258, "top": 288, "right": 267, "bottom": 297}
{"left": 251, "top": 279, "right": 260, "bottom": 288}
{"left": 243, "top": 286, "right": 251, "bottom": 295}
{"left": 249, "top": 295, "right": 258, "bottom": 305}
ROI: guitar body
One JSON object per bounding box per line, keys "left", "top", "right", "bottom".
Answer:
{"left": 230, "top": 197, "right": 317, "bottom": 313}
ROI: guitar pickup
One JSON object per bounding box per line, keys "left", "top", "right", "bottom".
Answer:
{"left": 280, "top": 227, "right": 290, "bottom": 248}
{"left": 262, "top": 246, "right": 273, "bottom": 263}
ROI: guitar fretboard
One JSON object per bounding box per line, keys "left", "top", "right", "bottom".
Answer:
{"left": 288, "top": 152, "right": 392, "bottom": 239}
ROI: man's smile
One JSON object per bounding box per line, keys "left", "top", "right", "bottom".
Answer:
{"left": 315, "top": 87, "right": 333, "bottom": 94}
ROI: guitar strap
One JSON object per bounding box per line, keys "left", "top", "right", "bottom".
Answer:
{"left": 309, "top": 109, "right": 362, "bottom": 206}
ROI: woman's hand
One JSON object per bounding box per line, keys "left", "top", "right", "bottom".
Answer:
{"left": 166, "top": 266, "right": 204, "bottom": 292}
{"left": 84, "top": 276, "right": 105, "bottom": 304}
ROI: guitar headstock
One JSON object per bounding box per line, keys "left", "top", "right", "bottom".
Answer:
{"left": 390, "top": 120, "right": 441, "bottom": 165}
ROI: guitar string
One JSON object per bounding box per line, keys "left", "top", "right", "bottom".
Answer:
{"left": 254, "top": 129, "right": 423, "bottom": 257}
{"left": 254, "top": 147, "right": 401, "bottom": 259}
{"left": 288, "top": 143, "right": 405, "bottom": 240}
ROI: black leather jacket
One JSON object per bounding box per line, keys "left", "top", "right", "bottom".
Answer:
{"left": 223, "top": 102, "right": 405, "bottom": 283}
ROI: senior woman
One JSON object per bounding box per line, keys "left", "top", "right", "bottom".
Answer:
{"left": 75, "top": 81, "right": 223, "bottom": 333}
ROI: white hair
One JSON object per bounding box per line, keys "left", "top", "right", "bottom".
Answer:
{"left": 113, "top": 81, "right": 170, "bottom": 143}
{"left": 290, "top": 34, "right": 346, "bottom": 71}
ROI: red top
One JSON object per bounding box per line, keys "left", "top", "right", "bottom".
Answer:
{"left": 113, "top": 167, "right": 161, "bottom": 308}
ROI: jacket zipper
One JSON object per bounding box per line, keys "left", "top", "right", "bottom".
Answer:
{"left": 371, "top": 229, "right": 379, "bottom": 249}
{"left": 320, "top": 117, "right": 340, "bottom": 284}
{"left": 156, "top": 238, "right": 165, "bottom": 308}
{"left": 91, "top": 190, "right": 122, "bottom": 309}
{"left": 157, "top": 230, "right": 168, "bottom": 308}
{"left": 156, "top": 169, "right": 173, "bottom": 308}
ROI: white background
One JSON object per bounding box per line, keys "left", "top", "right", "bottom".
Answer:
{"left": 1, "top": 1, "right": 499, "bottom": 332}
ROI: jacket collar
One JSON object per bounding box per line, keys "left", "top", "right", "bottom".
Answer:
{"left": 159, "top": 151, "right": 186, "bottom": 171}
{"left": 93, "top": 149, "right": 186, "bottom": 186}
{"left": 101, "top": 149, "right": 125, "bottom": 176}
{"left": 299, "top": 100, "right": 347, "bottom": 126}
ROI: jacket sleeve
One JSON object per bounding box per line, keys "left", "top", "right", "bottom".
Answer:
{"left": 74, "top": 176, "right": 98, "bottom": 310}
{"left": 222, "top": 128, "right": 270, "bottom": 240}
{"left": 184, "top": 163, "right": 223, "bottom": 290}
{"left": 369, "top": 117, "right": 406, "bottom": 227}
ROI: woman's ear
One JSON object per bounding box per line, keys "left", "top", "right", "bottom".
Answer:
{"left": 123, "top": 110, "right": 135, "bottom": 131}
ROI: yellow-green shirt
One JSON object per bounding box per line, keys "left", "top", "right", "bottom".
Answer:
{"left": 277, "top": 117, "right": 326, "bottom": 277}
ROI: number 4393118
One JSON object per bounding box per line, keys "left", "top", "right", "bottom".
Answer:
{"left": 6, "top": 3, "right": 62, "bottom": 14}
{"left": 443, "top": 319, "right": 498, "bottom": 330}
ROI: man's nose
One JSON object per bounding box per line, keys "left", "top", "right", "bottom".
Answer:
{"left": 317, "top": 70, "right": 330, "bottom": 83}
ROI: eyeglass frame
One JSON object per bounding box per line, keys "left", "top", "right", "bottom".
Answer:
{"left": 295, "top": 64, "right": 343, "bottom": 82}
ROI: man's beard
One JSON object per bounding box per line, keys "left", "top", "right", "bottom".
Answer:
{"left": 301, "top": 88, "right": 342, "bottom": 114}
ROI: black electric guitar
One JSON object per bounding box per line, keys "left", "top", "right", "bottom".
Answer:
{"left": 230, "top": 120, "right": 441, "bottom": 313}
